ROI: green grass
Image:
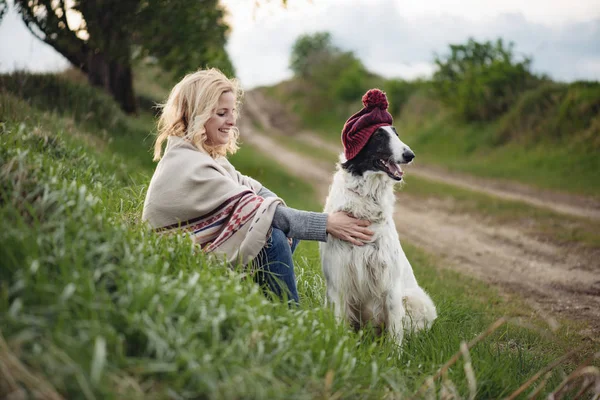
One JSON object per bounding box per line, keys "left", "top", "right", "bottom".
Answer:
{"left": 397, "top": 111, "right": 600, "bottom": 197}
{"left": 395, "top": 86, "right": 600, "bottom": 197}
{"left": 0, "top": 74, "right": 597, "bottom": 399}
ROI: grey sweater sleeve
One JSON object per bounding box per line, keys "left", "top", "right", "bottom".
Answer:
{"left": 272, "top": 205, "right": 328, "bottom": 242}
{"left": 258, "top": 185, "right": 328, "bottom": 241}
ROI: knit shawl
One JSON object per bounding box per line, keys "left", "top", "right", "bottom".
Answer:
{"left": 142, "top": 136, "right": 283, "bottom": 265}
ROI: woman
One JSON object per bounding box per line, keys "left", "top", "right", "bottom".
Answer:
{"left": 142, "top": 68, "right": 373, "bottom": 304}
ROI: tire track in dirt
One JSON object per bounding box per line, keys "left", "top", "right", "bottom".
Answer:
{"left": 240, "top": 92, "right": 600, "bottom": 337}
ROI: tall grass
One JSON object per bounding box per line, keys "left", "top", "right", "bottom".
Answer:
{"left": 0, "top": 75, "right": 597, "bottom": 399}
{"left": 497, "top": 81, "right": 600, "bottom": 146}
{"left": 405, "top": 88, "right": 600, "bottom": 196}
{"left": 396, "top": 99, "right": 600, "bottom": 196}
{"left": 0, "top": 71, "right": 126, "bottom": 132}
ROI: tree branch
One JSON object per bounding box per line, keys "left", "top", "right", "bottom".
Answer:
{"left": 0, "top": 0, "right": 8, "bottom": 23}
{"left": 16, "top": 0, "right": 90, "bottom": 71}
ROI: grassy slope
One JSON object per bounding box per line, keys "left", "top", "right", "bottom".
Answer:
{"left": 0, "top": 74, "right": 595, "bottom": 399}
{"left": 263, "top": 80, "right": 600, "bottom": 198}
{"left": 396, "top": 100, "right": 600, "bottom": 197}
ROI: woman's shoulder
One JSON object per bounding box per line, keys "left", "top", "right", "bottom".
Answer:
{"left": 163, "top": 137, "right": 213, "bottom": 163}
{"left": 161, "top": 137, "right": 237, "bottom": 183}
{"left": 165, "top": 136, "right": 202, "bottom": 154}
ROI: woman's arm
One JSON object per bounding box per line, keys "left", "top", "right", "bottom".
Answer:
{"left": 272, "top": 206, "right": 373, "bottom": 245}
{"left": 272, "top": 206, "right": 327, "bottom": 241}
{"left": 255, "top": 180, "right": 372, "bottom": 245}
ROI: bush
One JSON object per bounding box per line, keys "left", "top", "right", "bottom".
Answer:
{"left": 0, "top": 71, "right": 127, "bottom": 131}
{"left": 0, "top": 73, "right": 157, "bottom": 172}
{"left": 433, "top": 38, "right": 540, "bottom": 121}
{"left": 289, "top": 32, "right": 338, "bottom": 78}
{"left": 288, "top": 32, "right": 374, "bottom": 121}
{"left": 497, "top": 81, "right": 600, "bottom": 147}
{"left": 383, "top": 79, "right": 426, "bottom": 116}
{"left": 330, "top": 56, "right": 370, "bottom": 103}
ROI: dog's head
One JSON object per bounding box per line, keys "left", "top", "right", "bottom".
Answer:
{"left": 341, "top": 126, "right": 414, "bottom": 181}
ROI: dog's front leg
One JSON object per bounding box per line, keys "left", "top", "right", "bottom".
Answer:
{"left": 386, "top": 287, "right": 407, "bottom": 347}
{"left": 398, "top": 256, "right": 438, "bottom": 332}
{"left": 326, "top": 285, "right": 345, "bottom": 322}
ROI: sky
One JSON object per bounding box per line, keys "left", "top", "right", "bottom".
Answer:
{"left": 1, "top": 0, "right": 599, "bottom": 89}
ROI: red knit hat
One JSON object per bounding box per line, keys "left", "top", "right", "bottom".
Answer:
{"left": 341, "top": 89, "right": 393, "bottom": 160}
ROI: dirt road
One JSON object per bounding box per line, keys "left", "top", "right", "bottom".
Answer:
{"left": 240, "top": 91, "right": 600, "bottom": 337}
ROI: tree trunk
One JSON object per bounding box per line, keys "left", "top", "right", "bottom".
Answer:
{"left": 86, "top": 52, "right": 137, "bottom": 114}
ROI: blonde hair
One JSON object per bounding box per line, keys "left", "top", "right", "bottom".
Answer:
{"left": 154, "top": 68, "right": 243, "bottom": 160}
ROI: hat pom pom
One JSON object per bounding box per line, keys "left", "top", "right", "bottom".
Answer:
{"left": 362, "top": 89, "right": 388, "bottom": 110}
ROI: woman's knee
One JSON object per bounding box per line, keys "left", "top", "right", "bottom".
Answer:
{"left": 268, "top": 228, "right": 300, "bottom": 253}
{"left": 254, "top": 228, "right": 299, "bottom": 304}
{"left": 268, "top": 228, "right": 291, "bottom": 252}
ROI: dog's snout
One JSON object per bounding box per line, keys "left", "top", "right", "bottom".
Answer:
{"left": 403, "top": 150, "right": 415, "bottom": 163}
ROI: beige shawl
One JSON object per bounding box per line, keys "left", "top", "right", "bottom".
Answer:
{"left": 142, "top": 136, "right": 283, "bottom": 265}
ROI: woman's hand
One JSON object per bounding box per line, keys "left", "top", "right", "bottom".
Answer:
{"left": 326, "top": 211, "right": 374, "bottom": 246}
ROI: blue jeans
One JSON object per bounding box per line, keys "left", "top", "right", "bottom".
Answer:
{"left": 252, "top": 228, "right": 300, "bottom": 304}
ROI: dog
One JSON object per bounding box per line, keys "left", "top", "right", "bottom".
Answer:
{"left": 319, "top": 125, "right": 437, "bottom": 346}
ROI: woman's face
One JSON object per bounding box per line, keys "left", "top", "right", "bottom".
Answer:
{"left": 205, "top": 91, "right": 236, "bottom": 147}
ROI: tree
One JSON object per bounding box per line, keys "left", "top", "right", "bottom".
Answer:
{"left": 383, "top": 79, "right": 421, "bottom": 116}
{"left": 1, "top": 0, "right": 234, "bottom": 114}
{"left": 289, "top": 31, "right": 371, "bottom": 109}
{"left": 433, "top": 38, "right": 538, "bottom": 121}
{"left": 290, "top": 32, "right": 339, "bottom": 78}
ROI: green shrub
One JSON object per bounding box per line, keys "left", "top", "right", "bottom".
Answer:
{"left": 433, "top": 38, "right": 540, "bottom": 121}
{"left": 289, "top": 32, "right": 373, "bottom": 111}
{"left": 331, "top": 56, "right": 370, "bottom": 103}
{"left": 0, "top": 71, "right": 127, "bottom": 131}
{"left": 383, "top": 79, "right": 426, "bottom": 116}
{"left": 0, "top": 74, "right": 156, "bottom": 173}
{"left": 497, "top": 81, "right": 600, "bottom": 147}
{"left": 289, "top": 32, "right": 338, "bottom": 78}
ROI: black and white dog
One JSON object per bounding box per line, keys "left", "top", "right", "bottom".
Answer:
{"left": 319, "top": 126, "right": 437, "bottom": 346}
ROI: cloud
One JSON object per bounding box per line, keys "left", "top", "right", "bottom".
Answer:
{"left": 1, "top": 0, "right": 598, "bottom": 88}
{"left": 226, "top": 0, "right": 600, "bottom": 88}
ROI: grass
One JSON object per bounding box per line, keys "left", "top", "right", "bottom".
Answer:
{"left": 395, "top": 86, "right": 600, "bottom": 197}
{"left": 1, "top": 74, "right": 598, "bottom": 399}
{"left": 396, "top": 110, "right": 600, "bottom": 198}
